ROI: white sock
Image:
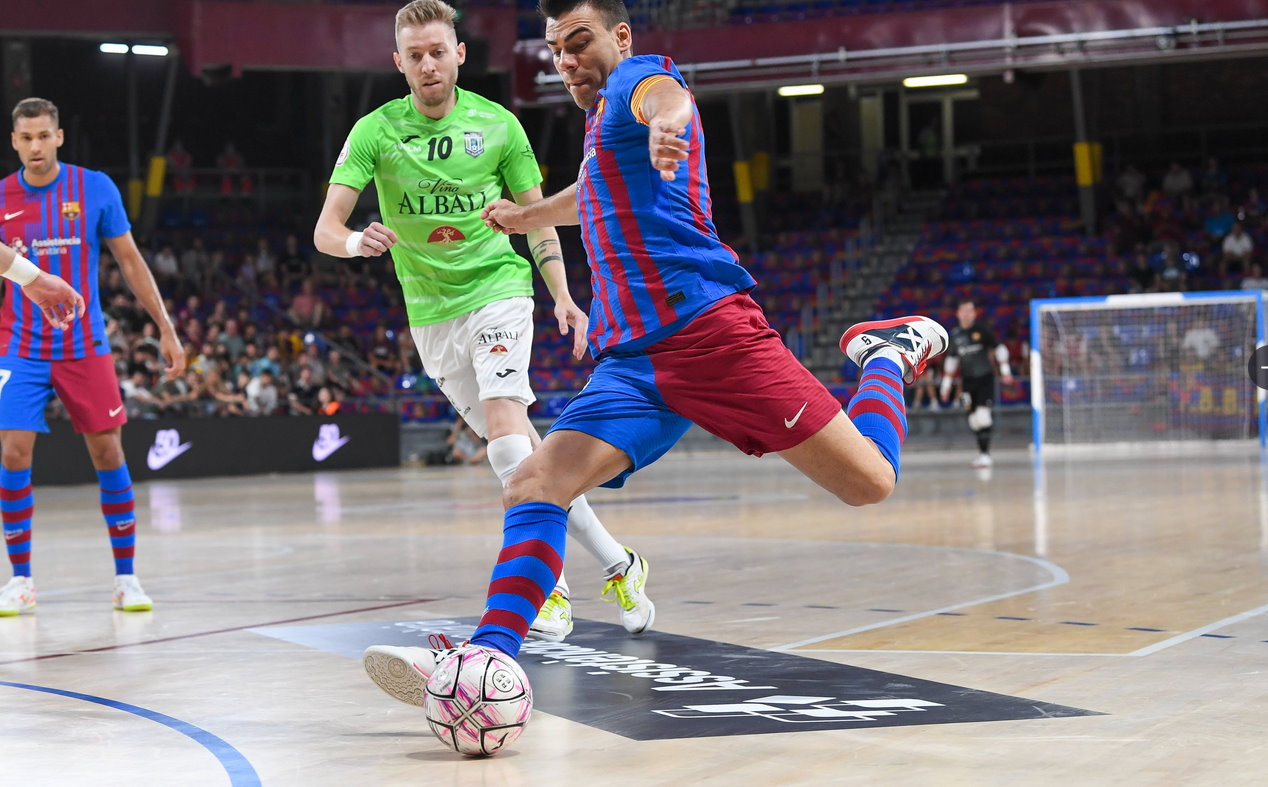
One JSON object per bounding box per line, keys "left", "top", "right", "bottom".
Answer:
{"left": 553, "top": 575, "right": 570, "bottom": 597}
{"left": 866, "top": 347, "right": 905, "bottom": 370}
{"left": 567, "top": 495, "right": 628, "bottom": 576}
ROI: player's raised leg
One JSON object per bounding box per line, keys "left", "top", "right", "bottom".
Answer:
{"left": 779, "top": 316, "right": 947, "bottom": 504}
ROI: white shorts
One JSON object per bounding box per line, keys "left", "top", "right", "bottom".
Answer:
{"left": 411, "top": 297, "right": 535, "bottom": 439}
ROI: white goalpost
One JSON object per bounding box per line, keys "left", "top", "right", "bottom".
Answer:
{"left": 1030, "top": 290, "right": 1267, "bottom": 452}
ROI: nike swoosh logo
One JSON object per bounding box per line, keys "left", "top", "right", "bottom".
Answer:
{"left": 3, "top": 531, "right": 23, "bottom": 542}
{"left": 3, "top": 211, "right": 23, "bottom": 221}
{"left": 312, "top": 436, "right": 350, "bottom": 462}
{"left": 108, "top": 405, "right": 124, "bottom": 417}
{"left": 147, "top": 441, "right": 192, "bottom": 470}
{"left": 784, "top": 401, "right": 809, "bottom": 429}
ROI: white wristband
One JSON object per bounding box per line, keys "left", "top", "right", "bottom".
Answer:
{"left": 2, "top": 255, "right": 40, "bottom": 286}
{"left": 344, "top": 231, "right": 364, "bottom": 257}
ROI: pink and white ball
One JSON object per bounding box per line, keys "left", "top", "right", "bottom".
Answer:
{"left": 422, "top": 645, "right": 533, "bottom": 757}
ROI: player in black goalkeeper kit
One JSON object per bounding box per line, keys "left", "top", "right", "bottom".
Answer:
{"left": 940, "top": 299, "right": 1013, "bottom": 469}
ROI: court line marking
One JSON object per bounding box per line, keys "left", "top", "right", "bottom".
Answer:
{"left": 0, "top": 680, "right": 260, "bottom": 787}
{"left": 771, "top": 548, "right": 1071, "bottom": 652}
{"left": 1127, "top": 602, "right": 1268, "bottom": 657}
{"left": 0, "top": 598, "right": 436, "bottom": 666}
{"left": 790, "top": 602, "right": 1268, "bottom": 659}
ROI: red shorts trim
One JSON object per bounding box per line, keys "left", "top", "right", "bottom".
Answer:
{"left": 647, "top": 293, "right": 840, "bottom": 456}
{"left": 51, "top": 353, "right": 127, "bottom": 434}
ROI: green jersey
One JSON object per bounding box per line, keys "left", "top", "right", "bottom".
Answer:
{"left": 328, "top": 89, "right": 543, "bottom": 326}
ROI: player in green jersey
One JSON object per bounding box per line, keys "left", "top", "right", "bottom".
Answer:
{"left": 314, "top": 1, "right": 654, "bottom": 662}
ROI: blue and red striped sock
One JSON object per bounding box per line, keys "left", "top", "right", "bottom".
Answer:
{"left": 469, "top": 502, "right": 568, "bottom": 659}
{"left": 98, "top": 464, "right": 136, "bottom": 576}
{"left": 847, "top": 357, "right": 909, "bottom": 481}
{"left": 1, "top": 466, "right": 33, "bottom": 578}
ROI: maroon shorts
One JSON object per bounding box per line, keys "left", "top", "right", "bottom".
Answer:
{"left": 648, "top": 293, "right": 841, "bottom": 456}
{"left": 0, "top": 352, "right": 126, "bottom": 434}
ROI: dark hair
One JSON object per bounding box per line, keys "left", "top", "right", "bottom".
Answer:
{"left": 12, "top": 97, "right": 59, "bottom": 129}
{"left": 958, "top": 298, "right": 976, "bottom": 308}
{"left": 537, "top": 0, "right": 630, "bottom": 28}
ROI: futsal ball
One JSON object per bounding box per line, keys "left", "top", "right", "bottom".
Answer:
{"left": 423, "top": 645, "right": 533, "bottom": 757}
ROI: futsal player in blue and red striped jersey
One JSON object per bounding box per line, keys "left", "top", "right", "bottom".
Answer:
{"left": 359, "top": 0, "right": 948, "bottom": 707}
{"left": 0, "top": 98, "right": 186, "bottom": 616}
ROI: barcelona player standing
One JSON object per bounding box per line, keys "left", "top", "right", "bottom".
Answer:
{"left": 0, "top": 98, "right": 186, "bottom": 616}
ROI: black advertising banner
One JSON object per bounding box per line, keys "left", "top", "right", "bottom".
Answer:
{"left": 31, "top": 415, "right": 399, "bottom": 485}
{"left": 254, "top": 617, "right": 1100, "bottom": 741}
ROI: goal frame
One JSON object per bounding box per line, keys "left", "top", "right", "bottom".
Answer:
{"left": 1029, "top": 290, "right": 1267, "bottom": 453}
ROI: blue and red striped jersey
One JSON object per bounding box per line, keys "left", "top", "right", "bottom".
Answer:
{"left": 577, "top": 55, "right": 755, "bottom": 356}
{"left": 0, "top": 164, "right": 129, "bottom": 360}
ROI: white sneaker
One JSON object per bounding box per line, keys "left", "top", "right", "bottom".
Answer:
{"left": 602, "top": 547, "right": 655, "bottom": 635}
{"left": 840, "top": 316, "right": 949, "bottom": 384}
{"left": 113, "top": 574, "right": 153, "bottom": 612}
{"left": 363, "top": 637, "right": 459, "bottom": 707}
{"left": 0, "top": 576, "right": 36, "bottom": 616}
{"left": 971, "top": 453, "right": 993, "bottom": 469}
{"left": 528, "top": 588, "right": 573, "bottom": 642}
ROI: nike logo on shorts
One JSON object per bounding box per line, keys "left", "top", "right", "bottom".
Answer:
{"left": 109, "top": 405, "right": 124, "bottom": 417}
{"left": 784, "top": 401, "right": 809, "bottom": 429}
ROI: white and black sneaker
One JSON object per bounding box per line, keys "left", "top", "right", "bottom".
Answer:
{"left": 362, "top": 634, "right": 459, "bottom": 707}
{"left": 840, "top": 316, "right": 949, "bottom": 384}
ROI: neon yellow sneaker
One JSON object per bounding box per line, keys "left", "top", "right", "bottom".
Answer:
{"left": 528, "top": 588, "right": 573, "bottom": 642}
{"left": 602, "top": 547, "right": 654, "bottom": 635}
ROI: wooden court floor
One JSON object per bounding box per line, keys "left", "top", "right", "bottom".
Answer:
{"left": 2, "top": 444, "right": 1266, "bottom": 786}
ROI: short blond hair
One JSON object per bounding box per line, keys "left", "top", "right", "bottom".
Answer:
{"left": 395, "top": 0, "right": 457, "bottom": 36}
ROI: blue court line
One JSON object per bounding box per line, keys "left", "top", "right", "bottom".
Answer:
{"left": 0, "top": 681, "right": 260, "bottom": 786}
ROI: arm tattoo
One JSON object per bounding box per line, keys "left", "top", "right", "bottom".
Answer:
{"left": 531, "top": 240, "right": 563, "bottom": 269}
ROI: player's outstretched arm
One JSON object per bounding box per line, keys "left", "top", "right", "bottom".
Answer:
{"left": 513, "top": 185, "right": 589, "bottom": 360}
{"left": 638, "top": 79, "right": 693, "bottom": 182}
{"left": 314, "top": 183, "right": 398, "bottom": 258}
{"left": 106, "top": 231, "right": 187, "bottom": 379}
{"left": 482, "top": 182, "right": 580, "bottom": 236}
{"left": 0, "top": 244, "right": 85, "bottom": 330}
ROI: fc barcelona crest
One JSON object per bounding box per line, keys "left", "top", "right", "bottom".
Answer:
{"left": 61, "top": 201, "right": 81, "bottom": 220}
{"left": 464, "top": 131, "right": 484, "bottom": 158}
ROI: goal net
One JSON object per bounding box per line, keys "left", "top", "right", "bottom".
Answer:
{"left": 1030, "top": 291, "right": 1266, "bottom": 451}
